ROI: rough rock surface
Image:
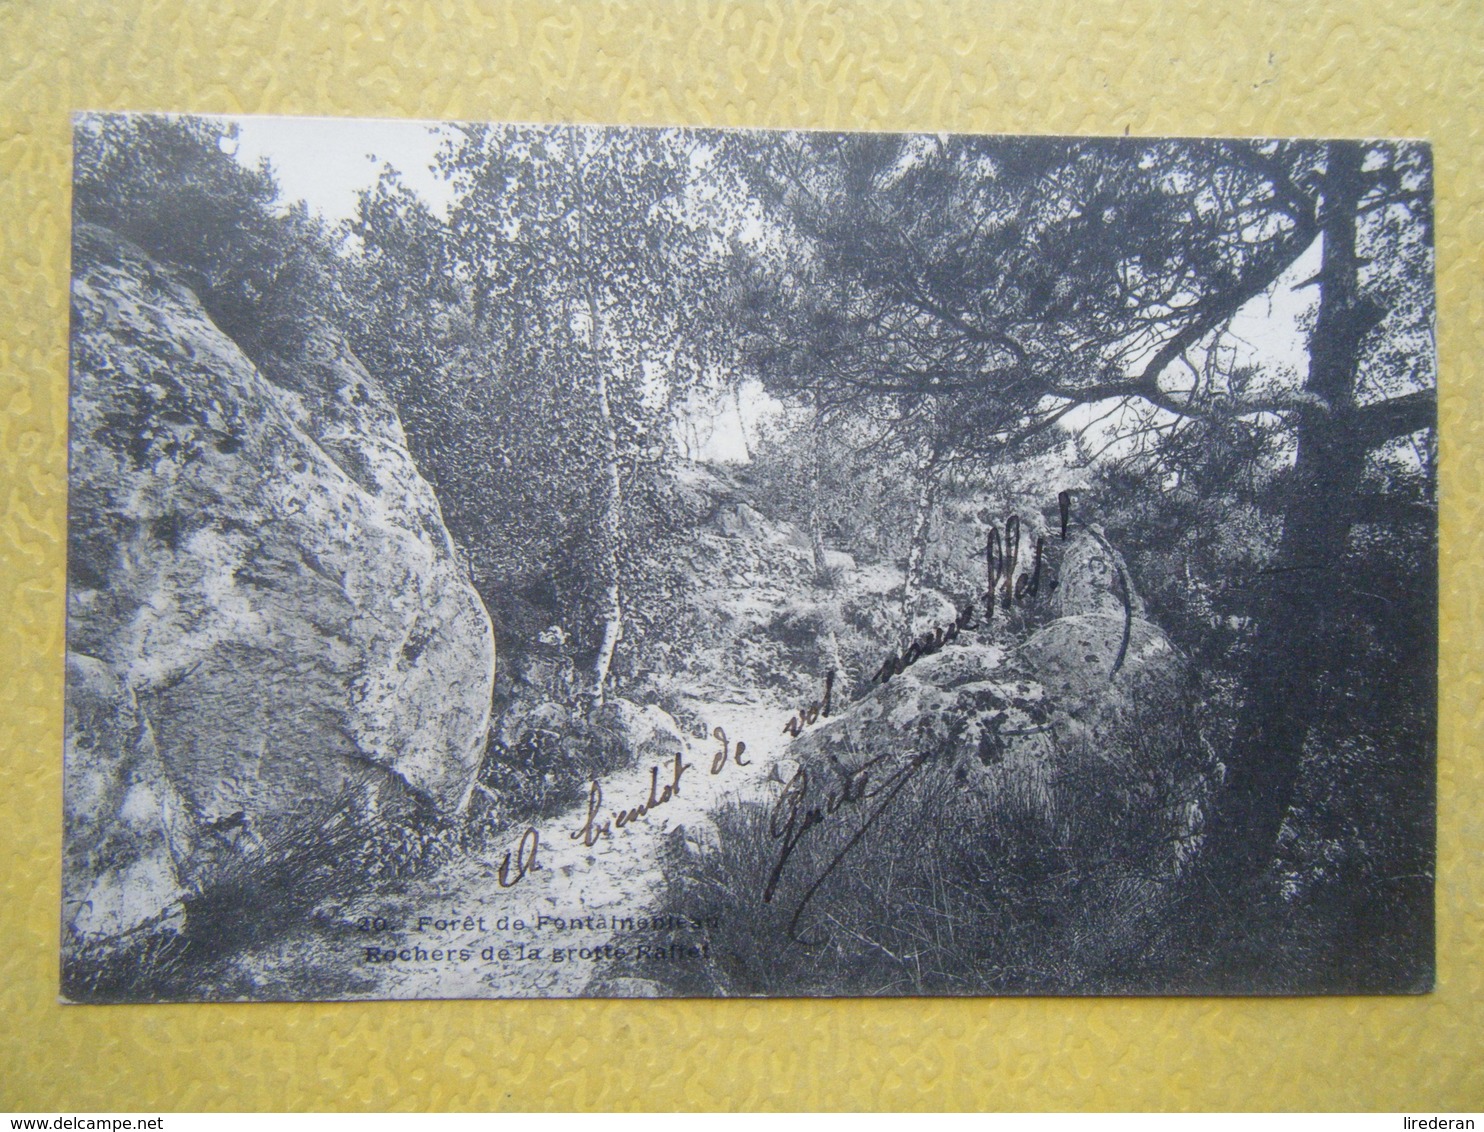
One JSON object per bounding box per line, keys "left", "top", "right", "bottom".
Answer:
{"left": 1050, "top": 526, "right": 1146, "bottom": 620}
{"left": 63, "top": 654, "right": 195, "bottom": 940}
{"left": 64, "top": 224, "right": 496, "bottom": 939}
{"left": 784, "top": 528, "right": 1206, "bottom": 876}
{"left": 591, "top": 698, "right": 687, "bottom": 766}
{"left": 787, "top": 641, "right": 1062, "bottom": 824}
{"left": 1020, "top": 529, "right": 1184, "bottom": 725}
{"left": 491, "top": 697, "right": 686, "bottom": 777}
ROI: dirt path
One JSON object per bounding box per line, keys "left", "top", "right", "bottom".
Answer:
{"left": 250, "top": 694, "right": 798, "bottom": 1000}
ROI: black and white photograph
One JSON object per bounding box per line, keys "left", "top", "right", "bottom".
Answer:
{"left": 62, "top": 112, "right": 1436, "bottom": 1002}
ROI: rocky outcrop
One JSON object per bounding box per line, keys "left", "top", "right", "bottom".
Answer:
{"left": 782, "top": 529, "right": 1207, "bottom": 875}
{"left": 64, "top": 224, "right": 496, "bottom": 940}
{"left": 1048, "top": 526, "right": 1146, "bottom": 621}
{"left": 62, "top": 654, "right": 194, "bottom": 940}
{"left": 1019, "top": 529, "right": 1185, "bottom": 739}
{"left": 786, "top": 641, "right": 1061, "bottom": 823}
{"left": 1019, "top": 529, "right": 1205, "bottom": 873}
{"left": 590, "top": 699, "right": 687, "bottom": 767}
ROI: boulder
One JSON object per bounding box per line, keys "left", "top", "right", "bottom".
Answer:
{"left": 788, "top": 641, "right": 1060, "bottom": 824}
{"left": 63, "top": 654, "right": 194, "bottom": 939}
{"left": 667, "top": 818, "right": 722, "bottom": 859}
{"left": 520, "top": 631, "right": 578, "bottom": 703}
{"left": 64, "top": 225, "right": 496, "bottom": 938}
{"left": 1019, "top": 613, "right": 1182, "bottom": 719}
{"left": 1017, "top": 531, "right": 1205, "bottom": 870}
{"left": 1021, "top": 528, "right": 1186, "bottom": 733}
{"left": 591, "top": 698, "right": 687, "bottom": 766}
{"left": 1052, "top": 527, "right": 1146, "bottom": 620}
{"left": 716, "top": 502, "right": 768, "bottom": 538}
{"left": 789, "top": 553, "right": 1205, "bottom": 877}
{"left": 491, "top": 697, "right": 685, "bottom": 779}
{"left": 821, "top": 549, "right": 856, "bottom": 575}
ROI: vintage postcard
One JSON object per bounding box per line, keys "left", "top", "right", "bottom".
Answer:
{"left": 62, "top": 113, "right": 1436, "bottom": 1001}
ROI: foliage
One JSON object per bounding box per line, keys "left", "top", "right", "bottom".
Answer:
{"left": 73, "top": 113, "right": 342, "bottom": 387}
{"left": 345, "top": 125, "right": 738, "bottom": 698}
{"left": 69, "top": 114, "right": 1438, "bottom": 991}
{"left": 746, "top": 406, "right": 917, "bottom": 566}
{"left": 725, "top": 131, "right": 1436, "bottom": 925}
{"left": 467, "top": 713, "right": 638, "bottom": 830}
{"left": 651, "top": 695, "right": 1206, "bottom": 996}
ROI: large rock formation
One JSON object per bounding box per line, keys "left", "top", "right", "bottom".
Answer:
{"left": 1018, "top": 528, "right": 1205, "bottom": 869}
{"left": 767, "top": 529, "right": 1211, "bottom": 986}
{"left": 62, "top": 654, "right": 195, "bottom": 940}
{"left": 1021, "top": 528, "right": 1176, "bottom": 717}
{"left": 783, "top": 527, "right": 1207, "bottom": 887}
{"left": 64, "top": 224, "right": 496, "bottom": 940}
{"left": 785, "top": 640, "right": 1062, "bottom": 825}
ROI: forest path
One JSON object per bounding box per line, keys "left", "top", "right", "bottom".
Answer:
{"left": 297, "top": 693, "right": 799, "bottom": 1000}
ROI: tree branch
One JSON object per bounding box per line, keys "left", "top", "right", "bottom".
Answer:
{"left": 1350, "top": 388, "right": 1436, "bottom": 449}
{"left": 1131, "top": 223, "right": 1318, "bottom": 398}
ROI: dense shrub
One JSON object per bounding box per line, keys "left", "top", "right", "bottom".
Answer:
{"left": 73, "top": 113, "right": 341, "bottom": 388}
{"left": 651, "top": 681, "right": 1209, "bottom": 997}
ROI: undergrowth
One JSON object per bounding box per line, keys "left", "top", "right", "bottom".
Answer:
{"left": 62, "top": 770, "right": 459, "bottom": 1003}
{"left": 645, "top": 684, "right": 1209, "bottom": 997}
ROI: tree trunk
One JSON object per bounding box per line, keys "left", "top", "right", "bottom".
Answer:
{"left": 807, "top": 395, "right": 829, "bottom": 581}
{"left": 571, "top": 128, "right": 625, "bottom": 708}
{"left": 587, "top": 348, "right": 625, "bottom": 706}
{"left": 1206, "top": 142, "right": 1381, "bottom": 891}
{"left": 734, "top": 383, "right": 753, "bottom": 462}
{"left": 900, "top": 446, "right": 942, "bottom": 636}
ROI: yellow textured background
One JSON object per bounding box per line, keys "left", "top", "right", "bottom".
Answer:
{"left": 2, "top": 0, "right": 1480, "bottom": 1112}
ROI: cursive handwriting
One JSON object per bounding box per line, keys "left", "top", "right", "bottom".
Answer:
{"left": 873, "top": 494, "right": 1073, "bottom": 688}
{"left": 873, "top": 601, "right": 980, "bottom": 685}
{"left": 985, "top": 514, "right": 1049, "bottom": 616}
{"left": 764, "top": 748, "right": 935, "bottom": 943}
{"left": 709, "top": 726, "right": 751, "bottom": 775}
{"left": 781, "top": 669, "right": 836, "bottom": 737}
{"left": 494, "top": 826, "right": 541, "bottom": 887}
{"left": 570, "top": 750, "right": 692, "bottom": 848}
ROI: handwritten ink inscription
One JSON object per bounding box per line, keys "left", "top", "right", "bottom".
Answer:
{"left": 765, "top": 748, "right": 935, "bottom": 942}
{"left": 873, "top": 496, "right": 1073, "bottom": 687}
{"left": 571, "top": 750, "right": 693, "bottom": 848}
{"left": 781, "top": 670, "right": 835, "bottom": 737}
{"left": 493, "top": 489, "right": 1077, "bottom": 948}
